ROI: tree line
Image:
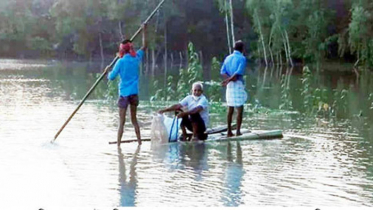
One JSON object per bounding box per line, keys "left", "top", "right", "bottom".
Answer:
{"left": 0, "top": 0, "right": 372, "bottom": 70}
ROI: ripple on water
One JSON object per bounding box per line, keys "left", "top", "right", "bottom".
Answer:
{"left": 1, "top": 59, "right": 373, "bottom": 207}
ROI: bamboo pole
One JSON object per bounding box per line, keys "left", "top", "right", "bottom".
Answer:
{"left": 53, "top": 0, "right": 166, "bottom": 142}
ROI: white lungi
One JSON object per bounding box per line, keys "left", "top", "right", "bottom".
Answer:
{"left": 226, "top": 80, "right": 247, "bottom": 107}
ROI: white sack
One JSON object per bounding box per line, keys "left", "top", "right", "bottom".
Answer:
{"left": 150, "top": 114, "right": 181, "bottom": 143}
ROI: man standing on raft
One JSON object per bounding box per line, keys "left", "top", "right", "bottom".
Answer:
{"left": 220, "top": 40, "right": 248, "bottom": 137}
{"left": 107, "top": 24, "right": 147, "bottom": 146}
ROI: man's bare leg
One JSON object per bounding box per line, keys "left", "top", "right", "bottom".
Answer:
{"left": 236, "top": 106, "right": 243, "bottom": 136}
{"left": 181, "top": 125, "right": 188, "bottom": 141}
{"left": 130, "top": 105, "right": 141, "bottom": 145}
{"left": 227, "top": 106, "right": 234, "bottom": 137}
{"left": 117, "top": 108, "right": 127, "bottom": 146}
{"left": 191, "top": 122, "right": 200, "bottom": 141}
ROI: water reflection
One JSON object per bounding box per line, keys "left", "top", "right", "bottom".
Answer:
{"left": 221, "top": 142, "right": 245, "bottom": 206}
{"left": 151, "top": 142, "right": 208, "bottom": 177}
{"left": 180, "top": 143, "right": 208, "bottom": 180}
{"left": 117, "top": 146, "right": 140, "bottom": 207}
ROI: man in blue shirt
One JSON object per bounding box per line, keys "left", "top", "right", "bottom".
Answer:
{"left": 220, "top": 40, "right": 248, "bottom": 137}
{"left": 107, "top": 24, "right": 147, "bottom": 146}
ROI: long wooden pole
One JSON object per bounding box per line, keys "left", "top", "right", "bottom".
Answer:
{"left": 53, "top": 0, "right": 166, "bottom": 142}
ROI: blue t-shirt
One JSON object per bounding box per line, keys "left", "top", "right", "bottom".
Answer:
{"left": 108, "top": 50, "right": 144, "bottom": 97}
{"left": 220, "top": 50, "right": 247, "bottom": 83}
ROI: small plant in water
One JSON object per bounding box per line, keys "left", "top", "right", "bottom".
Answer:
{"left": 166, "top": 75, "right": 176, "bottom": 101}
{"left": 105, "top": 77, "right": 119, "bottom": 102}
{"left": 301, "top": 66, "right": 314, "bottom": 114}
{"left": 279, "top": 74, "right": 293, "bottom": 111}
{"left": 204, "top": 57, "right": 223, "bottom": 102}
{"left": 204, "top": 80, "right": 222, "bottom": 102}
{"left": 186, "top": 42, "right": 203, "bottom": 84}
{"left": 150, "top": 79, "right": 164, "bottom": 101}
{"left": 332, "top": 88, "right": 348, "bottom": 118}
{"left": 151, "top": 42, "right": 204, "bottom": 102}
{"left": 177, "top": 68, "right": 189, "bottom": 98}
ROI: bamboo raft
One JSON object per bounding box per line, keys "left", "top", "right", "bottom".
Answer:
{"left": 108, "top": 125, "right": 283, "bottom": 144}
{"left": 206, "top": 129, "right": 283, "bottom": 142}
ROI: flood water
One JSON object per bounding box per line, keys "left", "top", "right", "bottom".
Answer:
{"left": 0, "top": 59, "right": 373, "bottom": 208}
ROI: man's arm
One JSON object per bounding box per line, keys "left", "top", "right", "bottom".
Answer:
{"left": 158, "top": 104, "right": 182, "bottom": 114}
{"left": 107, "top": 60, "right": 121, "bottom": 80}
{"left": 221, "top": 57, "right": 246, "bottom": 86}
{"left": 233, "top": 57, "right": 246, "bottom": 76}
{"left": 140, "top": 24, "right": 147, "bottom": 51}
{"left": 220, "top": 58, "right": 237, "bottom": 86}
{"left": 177, "top": 97, "right": 207, "bottom": 118}
{"left": 220, "top": 60, "right": 228, "bottom": 79}
{"left": 221, "top": 73, "right": 230, "bottom": 80}
{"left": 177, "top": 106, "right": 203, "bottom": 118}
{"left": 221, "top": 74, "right": 238, "bottom": 86}
{"left": 185, "top": 106, "right": 203, "bottom": 114}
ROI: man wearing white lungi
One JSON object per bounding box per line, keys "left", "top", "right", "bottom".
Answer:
{"left": 220, "top": 40, "right": 248, "bottom": 137}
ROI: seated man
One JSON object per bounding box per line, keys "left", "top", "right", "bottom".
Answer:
{"left": 158, "top": 82, "right": 209, "bottom": 141}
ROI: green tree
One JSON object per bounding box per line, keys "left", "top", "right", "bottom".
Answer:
{"left": 348, "top": 0, "right": 373, "bottom": 68}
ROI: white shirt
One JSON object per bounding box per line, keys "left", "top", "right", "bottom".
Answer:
{"left": 179, "top": 94, "right": 209, "bottom": 127}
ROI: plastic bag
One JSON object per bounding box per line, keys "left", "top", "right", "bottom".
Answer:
{"left": 163, "top": 115, "right": 181, "bottom": 142}
{"left": 150, "top": 114, "right": 181, "bottom": 143}
{"left": 150, "top": 114, "right": 168, "bottom": 144}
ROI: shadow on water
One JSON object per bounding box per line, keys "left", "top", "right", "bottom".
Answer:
{"left": 117, "top": 146, "right": 140, "bottom": 207}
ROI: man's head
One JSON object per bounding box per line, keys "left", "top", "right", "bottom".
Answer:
{"left": 191, "top": 82, "right": 203, "bottom": 97}
{"left": 119, "top": 39, "right": 136, "bottom": 57}
{"left": 120, "top": 39, "right": 132, "bottom": 54}
{"left": 234, "top": 40, "right": 245, "bottom": 53}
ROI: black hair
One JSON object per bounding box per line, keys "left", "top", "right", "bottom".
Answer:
{"left": 234, "top": 40, "right": 244, "bottom": 52}
{"left": 121, "top": 39, "right": 132, "bottom": 44}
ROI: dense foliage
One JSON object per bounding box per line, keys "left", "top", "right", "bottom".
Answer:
{"left": 1, "top": 0, "right": 373, "bottom": 70}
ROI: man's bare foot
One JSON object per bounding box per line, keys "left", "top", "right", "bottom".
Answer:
{"left": 181, "top": 136, "right": 188, "bottom": 141}
{"left": 227, "top": 132, "right": 234, "bottom": 137}
{"left": 236, "top": 131, "right": 242, "bottom": 136}
{"left": 191, "top": 136, "right": 200, "bottom": 141}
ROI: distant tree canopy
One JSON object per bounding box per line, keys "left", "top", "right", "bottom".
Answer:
{"left": 0, "top": 0, "right": 372, "bottom": 69}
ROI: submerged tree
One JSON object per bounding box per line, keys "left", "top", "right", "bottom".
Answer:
{"left": 245, "top": 0, "right": 270, "bottom": 66}
{"left": 296, "top": 0, "right": 330, "bottom": 71}
{"left": 216, "top": 0, "right": 235, "bottom": 54}
{"left": 348, "top": 0, "right": 373, "bottom": 68}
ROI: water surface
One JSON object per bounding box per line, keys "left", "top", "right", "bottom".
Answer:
{"left": 0, "top": 59, "right": 372, "bottom": 208}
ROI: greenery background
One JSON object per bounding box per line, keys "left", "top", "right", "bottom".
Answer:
{"left": 1, "top": 0, "right": 373, "bottom": 70}
{"left": 1, "top": 0, "right": 372, "bottom": 123}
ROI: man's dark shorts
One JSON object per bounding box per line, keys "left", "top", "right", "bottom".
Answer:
{"left": 118, "top": 94, "right": 139, "bottom": 109}
{"left": 181, "top": 113, "right": 208, "bottom": 140}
